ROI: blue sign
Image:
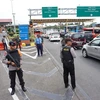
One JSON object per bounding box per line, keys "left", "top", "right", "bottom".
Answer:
{"left": 19, "top": 25, "right": 29, "bottom": 40}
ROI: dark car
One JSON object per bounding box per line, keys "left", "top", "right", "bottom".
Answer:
{"left": 60, "top": 32, "right": 65, "bottom": 37}
{"left": 83, "top": 31, "right": 93, "bottom": 43}
{"left": 61, "top": 32, "right": 93, "bottom": 49}
{"left": 71, "top": 33, "right": 86, "bottom": 49}
{"left": 61, "top": 32, "right": 86, "bottom": 49}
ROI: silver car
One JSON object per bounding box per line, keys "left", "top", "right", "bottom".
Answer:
{"left": 82, "top": 39, "right": 100, "bottom": 60}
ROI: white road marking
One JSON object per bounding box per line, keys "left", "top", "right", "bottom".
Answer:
{"left": 54, "top": 42, "right": 59, "bottom": 44}
{"left": 23, "top": 67, "right": 58, "bottom": 77}
{"left": 22, "top": 47, "right": 36, "bottom": 51}
{"left": 22, "top": 46, "right": 32, "bottom": 48}
{"left": 22, "top": 57, "right": 51, "bottom": 65}
{"left": 8, "top": 88, "right": 19, "bottom": 100}
{"left": 22, "top": 50, "right": 37, "bottom": 54}
{"left": 22, "top": 52, "right": 37, "bottom": 59}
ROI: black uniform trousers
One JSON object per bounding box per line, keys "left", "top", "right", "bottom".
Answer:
{"left": 3, "top": 43, "right": 7, "bottom": 50}
{"left": 16, "top": 43, "right": 21, "bottom": 51}
{"left": 63, "top": 62, "right": 76, "bottom": 89}
{"left": 9, "top": 69, "right": 25, "bottom": 89}
{"left": 36, "top": 44, "right": 43, "bottom": 56}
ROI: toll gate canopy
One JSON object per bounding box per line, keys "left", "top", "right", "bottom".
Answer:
{"left": 31, "top": 18, "right": 94, "bottom": 23}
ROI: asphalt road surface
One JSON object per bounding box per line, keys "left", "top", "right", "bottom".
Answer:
{"left": 0, "top": 38, "right": 100, "bottom": 100}
{"left": 44, "top": 39, "right": 100, "bottom": 100}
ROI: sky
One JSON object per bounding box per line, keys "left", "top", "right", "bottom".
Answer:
{"left": 0, "top": 0, "right": 100, "bottom": 25}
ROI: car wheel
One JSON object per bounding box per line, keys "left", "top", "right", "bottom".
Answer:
{"left": 82, "top": 49, "right": 88, "bottom": 58}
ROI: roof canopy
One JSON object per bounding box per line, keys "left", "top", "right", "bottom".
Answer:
{"left": 32, "top": 18, "right": 94, "bottom": 23}
{"left": 0, "top": 19, "right": 12, "bottom": 25}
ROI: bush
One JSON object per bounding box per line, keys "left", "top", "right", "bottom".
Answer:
{"left": 29, "top": 34, "right": 35, "bottom": 42}
{"left": 13, "top": 33, "right": 19, "bottom": 38}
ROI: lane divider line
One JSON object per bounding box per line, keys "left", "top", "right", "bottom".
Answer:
{"left": 8, "top": 88, "right": 19, "bottom": 100}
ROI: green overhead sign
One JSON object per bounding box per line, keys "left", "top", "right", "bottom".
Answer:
{"left": 77, "top": 6, "right": 100, "bottom": 17}
{"left": 42, "top": 7, "right": 58, "bottom": 18}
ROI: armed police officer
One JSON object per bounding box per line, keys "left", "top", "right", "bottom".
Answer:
{"left": 61, "top": 38, "right": 76, "bottom": 90}
{"left": 2, "top": 41, "right": 26, "bottom": 95}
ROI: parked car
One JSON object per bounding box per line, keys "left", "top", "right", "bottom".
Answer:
{"left": 82, "top": 39, "right": 100, "bottom": 60}
{"left": 49, "top": 32, "right": 60, "bottom": 42}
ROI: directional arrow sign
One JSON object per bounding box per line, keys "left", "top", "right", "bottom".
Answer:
{"left": 77, "top": 6, "right": 100, "bottom": 17}
{"left": 42, "top": 7, "right": 58, "bottom": 18}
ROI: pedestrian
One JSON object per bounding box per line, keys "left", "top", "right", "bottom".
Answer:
{"left": 60, "top": 38, "right": 76, "bottom": 90}
{"left": 2, "top": 41, "right": 26, "bottom": 95}
{"left": 35, "top": 34, "right": 43, "bottom": 56}
{"left": 16, "top": 36, "right": 21, "bottom": 51}
{"left": 2, "top": 35, "right": 7, "bottom": 50}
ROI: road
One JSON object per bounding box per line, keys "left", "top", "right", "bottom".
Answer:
{"left": 0, "top": 38, "right": 100, "bottom": 100}
{"left": 44, "top": 39, "right": 100, "bottom": 100}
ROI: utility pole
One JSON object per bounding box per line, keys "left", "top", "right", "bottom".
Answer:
{"left": 29, "top": 9, "right": 32, "bottom": 21}
{"left": 10, "top": 0, "right": 16, "bottom": 33}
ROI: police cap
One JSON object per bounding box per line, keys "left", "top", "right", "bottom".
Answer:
{"left": 9, "top": 41, "right": 16, "bottom": 46}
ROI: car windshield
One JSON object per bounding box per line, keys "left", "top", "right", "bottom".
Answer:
{"left": 72, "top": 34, "right": 84, "bottom": 39}
{"left": 52, "top": 33, "right": 59, "bottom": 35}
{"left": 84, "top": 31, "right": 92, "bottom": 34}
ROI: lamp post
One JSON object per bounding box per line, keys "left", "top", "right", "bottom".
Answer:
{"left": 10, "top": 0, "right": 16, "bottom": 33}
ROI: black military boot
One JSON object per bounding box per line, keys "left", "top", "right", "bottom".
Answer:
{"left": 21, "top": 86, "right": 27, "bottom": 92}
{"left": 11, "top": 88, "right": 15, "bottom": 95}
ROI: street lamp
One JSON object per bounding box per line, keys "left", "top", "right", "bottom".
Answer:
{"left": 10, "top": 0, "right": 16, "bottom": 33}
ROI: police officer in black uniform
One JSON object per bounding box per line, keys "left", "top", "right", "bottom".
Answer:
{"left": 61, "top": 38, "right": 76, "bottom": 90}
{"left": 2, "top": 41, "right": 26, "bottom": 95}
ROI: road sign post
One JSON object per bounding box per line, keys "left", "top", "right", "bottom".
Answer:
{"left": 42, "top": 7, "right": 58, "bottom": 18}
{"left": 77, "top": 6, "right": 100, "bottom": 17}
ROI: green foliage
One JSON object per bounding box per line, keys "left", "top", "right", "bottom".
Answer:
{"left": 13, "top": 33, "right": 19, "bottom": 38}
{"left": 29, "top": 34, "right": 35, "bottom": 42}
{"left": 16, "top": 28, "right": 19, "bottom": 34}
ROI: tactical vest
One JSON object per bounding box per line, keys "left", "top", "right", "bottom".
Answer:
{"left": 61, "top": 46, "right": 73, "bottom": 62}
{"left": 6, "top": 49, "right": 20, "bottom": 67}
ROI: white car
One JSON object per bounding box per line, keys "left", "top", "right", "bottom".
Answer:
{"left": 49, "top": 33, "right": 60, "bottom": 42}
{"left": 82, "top": 38, "right": 100, "bottom": 60}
